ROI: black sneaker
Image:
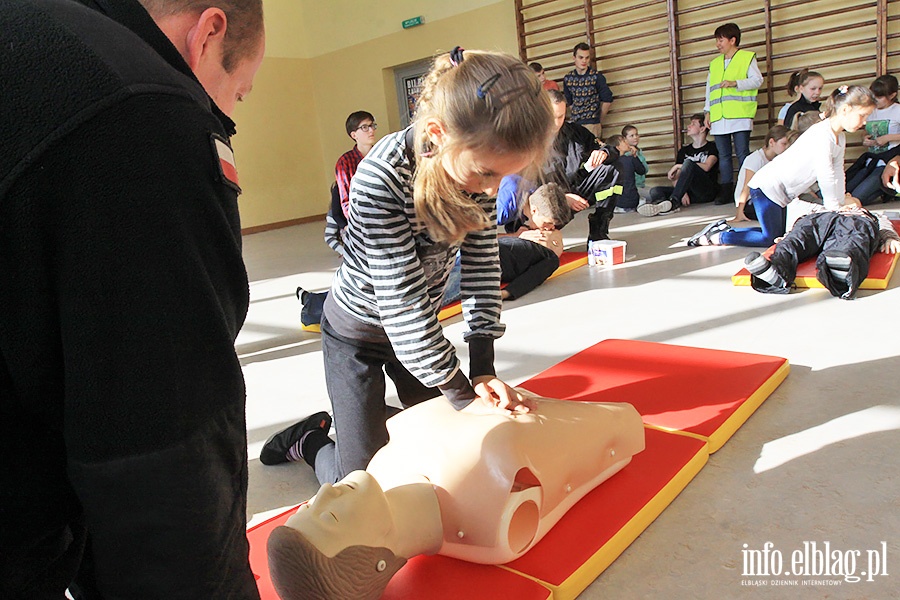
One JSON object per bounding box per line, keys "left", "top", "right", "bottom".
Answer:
{"left": 295, "top": 286, "right": 309, "bottom": 305}
{"left": 260, "top": 411, "right": 332, "bottom": 466}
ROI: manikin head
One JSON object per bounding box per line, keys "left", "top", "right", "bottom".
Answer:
{"left": 139, "top": 0, "right": 266, "bottom": 116}
{"left": 268, "top": 471, "right": 406, "bottom": 600}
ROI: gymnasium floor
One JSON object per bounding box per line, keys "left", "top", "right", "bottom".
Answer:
{"left": 238, "top": 200, "right": 900, "bottom": 599}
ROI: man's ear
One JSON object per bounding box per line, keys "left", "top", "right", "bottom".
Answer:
{"left": 184, "top": 7, "right": 228, "bottom": 72}
{"left": 423, "top": 118, "right": 447, "bottom": 148}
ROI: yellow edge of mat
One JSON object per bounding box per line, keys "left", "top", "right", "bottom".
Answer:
{"left": 437, "top": 303, "right": 463, "bottom": 321}
{"left": 734, "top": 253, "right": 898, "bottom": 290}
{"left": 300, "top": 323, "right": 321, "bottom": 333}
{"left": 501, "top": 432, "right": 710, "bottom": 600}
{"left": 707, "top": 360, "right": 790, "bottom": 453}
{"left": 436, "top": 257, "right": 588, "bottom": 322}
{"left": 548, "top": 256, "right": 589, "bottom": 280}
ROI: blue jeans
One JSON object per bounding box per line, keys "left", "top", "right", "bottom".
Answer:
{"left": 441, "top": 254, "right": 462, "bottom": 305}
{"left": 846, "top": 166, "right": 886, "bottom": 206}
{"left": 714, "top": 129, "right": 751, "bottom": 184}
{"left": 719, "top": 188, "right": 786, "bottom": 247}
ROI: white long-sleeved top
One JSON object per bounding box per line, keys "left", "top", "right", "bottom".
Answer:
{"left": 704, "top": 56, "right": 763, "bottom": 134}
{"left": 749, "top": 119, "right": 846, "bottom": 209}
{"left": 330, "top": 128, "right": 505, "bottom": 391}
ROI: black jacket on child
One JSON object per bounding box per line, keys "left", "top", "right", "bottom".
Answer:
{"left": 752, "top": 210, "right": 884, "bottom": 299}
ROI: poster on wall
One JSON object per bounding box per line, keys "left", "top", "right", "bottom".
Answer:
{"left": 404, "top": 74, "right": 424, "bottom": 125}
{"left": 394, "top": 58, "right": 432, "bottom": 129}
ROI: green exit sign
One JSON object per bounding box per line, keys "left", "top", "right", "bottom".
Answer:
{"left": 402, "top": 16, "right": 424, "bottom": 29}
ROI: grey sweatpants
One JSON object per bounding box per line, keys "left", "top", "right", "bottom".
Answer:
{"left": 314, "top": 316, "right": 441, "bottom": 484}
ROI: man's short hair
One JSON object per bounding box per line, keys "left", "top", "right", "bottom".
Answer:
{"left": 713, "top": 22, "right": 741, "bottom": 46}
{"left": 345, "top": 111, "right": 375, "bottom": 137}
{"left": 528, "top": 62, "right": 544, "bottom": 74}
{"left": 572, "top": 42, "right": 591, "bottom": 56}
{"left": 547, "top": 89, "right": 567, "bottom": 105}
{"left": 138, "top": 0, "right": 264, "bottom": 72}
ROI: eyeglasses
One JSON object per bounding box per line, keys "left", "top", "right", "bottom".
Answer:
{"left": 356, "top": 123, "right": 378, "bottom": 133}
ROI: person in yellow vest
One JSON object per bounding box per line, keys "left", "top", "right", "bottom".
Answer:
{"left": 703, "top": 23, "right": 762, "bottom": 205}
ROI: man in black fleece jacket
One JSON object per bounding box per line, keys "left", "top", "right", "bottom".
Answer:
{"left": 0, "top": 0, "right": 264, "bottom": 597}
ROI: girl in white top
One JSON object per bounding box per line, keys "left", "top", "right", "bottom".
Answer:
{"left": 696, "top": 86, "right": 875, "bottom": 248}
{"left": 732, "top": 125, "right": 795, "bottom": 222}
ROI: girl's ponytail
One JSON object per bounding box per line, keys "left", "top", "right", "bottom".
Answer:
{"left": 820, "top": 85, "right": 875, "bottom": 118}
{"left": 411, "top": 49, "right": 554, "bottom": 243}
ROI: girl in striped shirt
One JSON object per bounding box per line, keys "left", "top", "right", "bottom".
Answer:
{"left": 261, "top": 49, "right": 555, "bottom": 484}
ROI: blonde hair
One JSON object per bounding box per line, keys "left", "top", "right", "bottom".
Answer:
{"left": 412, "top": 50, "right": 554, "bottom": 243}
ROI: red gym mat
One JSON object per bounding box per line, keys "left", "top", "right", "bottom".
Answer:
{"left": 247, "top": 507, "right": 552, "bottom": 600}
{"left": 732, "top": 220, "right": 900, "bottom": 290}
{"left": 517, "top": 339, "right": 788, "bottom": 453}
{"left": 248, "top": 339, "right": 787, "bottom": 599}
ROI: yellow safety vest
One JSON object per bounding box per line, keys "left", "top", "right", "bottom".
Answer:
{"left": 708, "top": 49, "right": 758, "bottom": 122}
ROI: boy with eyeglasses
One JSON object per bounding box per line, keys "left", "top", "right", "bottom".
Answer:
{"left": 335, "top": 110, "right": 379, "bottom": 217}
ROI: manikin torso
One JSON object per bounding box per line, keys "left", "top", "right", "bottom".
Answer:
{"left": 287, "top": 397, "right": 645, "bottom": 565}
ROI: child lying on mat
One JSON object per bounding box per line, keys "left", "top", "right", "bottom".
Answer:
{"left": 498, "top": 182, "right": 573, "bottom": 300}
{"left": 743, "top": 201, "right": 900, "bottom": 299}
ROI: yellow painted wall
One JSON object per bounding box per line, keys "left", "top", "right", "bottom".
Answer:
{"left": 231, "top": 56, "right": 325, "bottom": 228}
{"left": 234, "top": 0, "right": 518, "bottom": 229}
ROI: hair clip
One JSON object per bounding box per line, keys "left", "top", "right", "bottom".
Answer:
{"left": 450, "top": 46, "right": 465, "bottom": 67}
{"left": 838, "top": 85, "right": 849, "bottom": 95}
{"left": 476, "top": 73, "right": 502, "bottom": 100}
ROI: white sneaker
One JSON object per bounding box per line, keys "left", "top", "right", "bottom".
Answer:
{"left": 637, "top": 200, "right": 672, "bottom": 217}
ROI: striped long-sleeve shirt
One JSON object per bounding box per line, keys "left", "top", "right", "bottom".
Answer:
{"left": 328, "top": 128, "right": 505, "bottom": 406}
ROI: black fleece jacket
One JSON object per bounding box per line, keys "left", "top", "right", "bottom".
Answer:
{"left": 0, "top": 0, "right": 257, "bottom": 597}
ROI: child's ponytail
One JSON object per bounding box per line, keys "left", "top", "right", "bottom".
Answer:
{"left": 786, "top": 69, "right": 807, "bottom": 95}
{"left": 412, "top": 49, "right": 554, "bottom": 243}
{"left": 820, "top": 85, "right": 875, "bottom": 118}
{"left": 786, "top": 68, "right": 824, "bottom": 96}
